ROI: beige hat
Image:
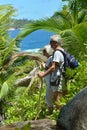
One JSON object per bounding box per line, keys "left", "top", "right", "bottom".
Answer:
{"left": 42, "top": 45, "right": 53, "bottom": 55}
{"left": 50, "top": 34, "right": 62, "bottom": 44}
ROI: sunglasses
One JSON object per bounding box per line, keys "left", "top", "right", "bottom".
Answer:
{"left": 50, "top": 41, "right": 57, "bottom": 44}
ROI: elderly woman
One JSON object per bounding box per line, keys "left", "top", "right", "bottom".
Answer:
{"left": 41, "top": 45, "right": 54, "bottom": 114}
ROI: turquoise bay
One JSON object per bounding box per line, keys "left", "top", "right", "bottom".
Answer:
{"left": 9, "top": 29, "right": 54, "bottom": 52}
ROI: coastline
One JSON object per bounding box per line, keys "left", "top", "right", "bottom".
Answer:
{"left": 9, "top": 29, "right": 54, "bottom": 53}
{"left": 8, "top": 28, "right": 16, "bottom": 31}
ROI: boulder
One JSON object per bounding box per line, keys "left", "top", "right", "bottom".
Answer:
{"left": 57, "top": 87, "right": 87, "bottom": 130}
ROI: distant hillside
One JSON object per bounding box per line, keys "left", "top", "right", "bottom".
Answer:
{"left": 11, "top": 19, "right": 32, "bottom": 29}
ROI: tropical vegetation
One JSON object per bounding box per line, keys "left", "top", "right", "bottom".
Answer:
{"left": 0, "top": 0, "right": 87, "bottom": 127}
{"left": 11, "top": 19, "right": 32, "bottom": 29}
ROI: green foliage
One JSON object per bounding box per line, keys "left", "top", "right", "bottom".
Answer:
{"left": 0, "top": 4, "right": 20, "bottom": 85}
{"left": 11, "top": 19, "right": 32, "bottom": 29}
{"left": 15, "top": 122, "right": 30, "bottom": 130}
{"left": 5, "top": 85, "right": 46, "bottom": 124}
{"left": 60, "top": 60, "right": 87, "bottom": 104}
{"left": 60, "top": 22, "right": 87, "bottom": 59}
{"left": 62, "top": 0, "right": 87, "bottom": 9}
{"left": 0, "top": 82, "right": 8, "bottom": 99}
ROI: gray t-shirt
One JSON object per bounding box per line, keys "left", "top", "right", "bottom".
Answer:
{"left": 45, "top": 56, "right": 52, "bottom": 68}
{"left": 50, "top": 50, "right": 64, "bottom": 83}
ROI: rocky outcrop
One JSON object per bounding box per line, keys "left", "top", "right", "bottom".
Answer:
{"left": 57, "top": 86, "right": 87, "bottom": 130}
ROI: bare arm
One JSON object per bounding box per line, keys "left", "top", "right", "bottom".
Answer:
{"left": 38, "top": 62, "right": 58, "bottom": 78}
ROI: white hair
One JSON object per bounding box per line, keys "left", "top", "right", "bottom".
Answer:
{"left": 43, "top": 45, "right": 53, "bottom": 55}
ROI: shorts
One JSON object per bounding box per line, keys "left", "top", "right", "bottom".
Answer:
{"left": 51, "top": 76, "right": 66, "bottom": 92}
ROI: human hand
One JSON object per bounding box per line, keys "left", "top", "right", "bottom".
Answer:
{"left": 37, "top": 71, "right": 44, "bottom": 78}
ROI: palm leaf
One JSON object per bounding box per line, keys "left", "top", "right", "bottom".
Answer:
{"left": 2, "top": 39, "right": 19, "bottom": 64}
{"left": 78, "top": 9, "right": 87, "bottom": 23}
{"left": 0, "top": 82, "right": 8, "bottom": 99}
{"left": 60, "top": 22, "right": 87, "bottom": 59}
{"left": 0, "top": 5, "right": 17, "bottom": 66}
{"left": 53, "top": 11, "right": 73, "bottom": 28}
{"left": 16, "top": 17, "right": 69, "bottom": 40}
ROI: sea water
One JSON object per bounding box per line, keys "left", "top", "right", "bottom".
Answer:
{"left": 9, "top": 29, "right": 54, "bottom": 53}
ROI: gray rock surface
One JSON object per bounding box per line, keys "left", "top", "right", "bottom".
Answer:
{"left": 57, "top": 87, "right": 87, "bottom": 130}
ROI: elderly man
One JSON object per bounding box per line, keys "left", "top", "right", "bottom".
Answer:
{"left": 38, "top": 34, "right": 66, "bottom": 114}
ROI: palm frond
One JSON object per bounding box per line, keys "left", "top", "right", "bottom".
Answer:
{"left": 73, "top": 22, "right": 87, "bottom": 43}
{"left": 53, "top": 11, "right": 73, "bottom": 28}
{"left": 0, "top": 82, "right": 9, "bottom": 99}
{"left": 60, "top": 22, "right": 87, "bottom": 59}
{"left": 0, "top": 5, "right": 18, "bottom": 66}
{"left": 16, "top": 17, "right": 69, "bottom": 40}
{"left": 78, "top": 9, "right": 87, "bottom": 23}
{"left": 2, "top": 39, "right": 18, "bottom": 64}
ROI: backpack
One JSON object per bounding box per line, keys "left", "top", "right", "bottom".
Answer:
{"left": 50, "top": 49, "right": 79, "bottom": 86}
{"left": 57, "top": 50, "right": 79, "bottom": 71}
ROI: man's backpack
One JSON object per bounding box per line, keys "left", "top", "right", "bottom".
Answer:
{"left": 58, "top": 50, "right": 79, "bottom": 71}
{"left": 50, "top": 49, "right": 79, "bottom": 86}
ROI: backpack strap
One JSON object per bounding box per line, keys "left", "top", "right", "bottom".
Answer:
{"left": 53, "top": 49, "right": 67, "bottom": 72}
{"left": 57, "top": 50, "right": 66, "bottom": 71}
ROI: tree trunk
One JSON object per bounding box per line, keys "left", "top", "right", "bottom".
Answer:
{"left": 0, "top": 119, "right": 56, "bottom": 130}
{"left": 15, "top": 66, "right": 40, "bottom": 86}
{"left": 57, "top": 86, "right": 87, "bottom": 130}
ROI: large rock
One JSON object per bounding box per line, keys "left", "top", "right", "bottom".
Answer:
{"left": 57, "top": 87, "right": 87, "bottom": 130}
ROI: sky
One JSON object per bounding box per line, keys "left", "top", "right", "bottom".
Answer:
{"left": 0, "top": 0, "right": 66, "bottom": 20}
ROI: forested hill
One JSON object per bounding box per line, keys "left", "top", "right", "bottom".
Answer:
{"left": 11, "top": 19, "right": 32, "bottom": 29}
